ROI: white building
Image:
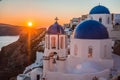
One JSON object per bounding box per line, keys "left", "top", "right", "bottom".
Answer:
{"left": 87, "top": 5, "right": 120, "bottom": 40}
{"left": 17, "top": 5, "right": 120, "bottom": 80}
{"left": 70, "top": 18, "right": 81, "bottom": 30}
{"left": 113, "top": 14, "right": 120, "bottom": 25}
{"left": 42, "top": 18, "right": 114, "bottom": 80}
{"left": 17, "top": 52, "right": 43, "bottom": 80}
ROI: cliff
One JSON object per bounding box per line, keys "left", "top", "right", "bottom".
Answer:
{"left": 0, "top": 23, "right": 23, "bottom": 36}
{"left": 0, "top": 28, "right": 46, "bottom": 80}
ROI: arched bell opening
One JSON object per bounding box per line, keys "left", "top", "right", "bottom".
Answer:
{"left": 48, "top": 52, "right": 59, "bottom": 71}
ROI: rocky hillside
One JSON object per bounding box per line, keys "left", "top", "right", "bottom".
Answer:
{"left": 0, "top": 28, "right": 46, "bottom": 80}
{"left": 0, "top": 23, "right": 23, "bottom": 36}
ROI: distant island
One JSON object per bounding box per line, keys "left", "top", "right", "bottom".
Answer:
{"left": 0, "top": 23, "right": 23, "bottom": 36}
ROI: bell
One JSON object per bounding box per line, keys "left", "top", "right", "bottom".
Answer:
{"left": 52, "top": 59, "right": 56, "bottom": 64}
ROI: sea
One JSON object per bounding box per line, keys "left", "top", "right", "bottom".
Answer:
{"left": 0, "top": 36, "right": 19, "bottom": 50}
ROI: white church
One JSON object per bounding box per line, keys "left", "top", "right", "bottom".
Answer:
{"left": 17, "top": 5, "right": 120, "bottom": 80}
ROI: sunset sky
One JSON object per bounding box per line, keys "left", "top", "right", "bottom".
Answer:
{"left": 0, "top": 0, "right": 120, "bottom": 27}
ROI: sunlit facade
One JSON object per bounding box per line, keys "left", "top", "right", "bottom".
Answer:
{"left": 17, "top": 5, "right": 120, "bottom": 80}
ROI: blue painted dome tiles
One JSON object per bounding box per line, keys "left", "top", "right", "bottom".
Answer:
{"left": 47, "top": 22, "right": 64, "bottom": 34}
{"left": 89, "top": 5, "right": 110, "bottom": 14}
{"left": 74, "top": 20, "right": 109, "bottom": 39}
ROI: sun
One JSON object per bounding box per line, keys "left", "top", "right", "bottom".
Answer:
{"left": 28, "top": 22, "right": 33, "bottom": 27}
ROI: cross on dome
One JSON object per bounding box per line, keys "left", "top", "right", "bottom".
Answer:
{"left": 89, "top": 5, "right": 110, "bottom": 14}
{"left": 47, "top": 17, "right": 64, "bottom": 34}
{"left": 55, "top": 17, "right": 59, "bottom": 22}
{"left": 99, "top": 3, "right": 100, "bottom": 5}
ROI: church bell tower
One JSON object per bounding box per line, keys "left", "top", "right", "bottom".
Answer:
{"left": 43, "top": 18, "right": 68, "bottom": 78}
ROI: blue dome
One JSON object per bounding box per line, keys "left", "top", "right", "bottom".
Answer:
{"left": 89, "top": 5, "right": 110, "bottom": 14}
{"left": 74, "top": 20, "right": 109, "bottom": 39}
{"left": 47, "top": 22, "right": 64, "bottom": 34}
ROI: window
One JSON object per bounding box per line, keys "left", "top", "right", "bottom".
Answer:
{"left": 65, "top": 36, "right": 67, "bottom": 48}
{"left": 108, "top": 17, "right": 109, "bottom": 24}
{"left": 91, "top": 16, "right": 93, "bottom": 20}
{"left": 74, "top": 44, "right": 78, "bottom": 56}
{"left": 99, "top": 18, "right": 102, "bottom": 23}
{"left": 48, "top": 35, "right": 50, "bottom": 49}
{"left": 88, "top": 46, "right": 93, "bottom": 58}
{"left": 60, "top": 37, "right": 64, "bottom": 49}
{"left": 37, "top": 75, "right": 40, "bottom": 80}
{"left": 46, "top": 36, "right": 48, "bottom": 48}
{"left": 51, "top": 37, "right": 56, "bottom": 49}
{"left": 104, "top": 45, "right": 107, "bottom": 58}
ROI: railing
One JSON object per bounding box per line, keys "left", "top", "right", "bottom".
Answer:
{"left": 17, "top": 74, "right": 31, "bottom": 80}
{"left": 24, "top": 66, "right": 42, "bottom": 74}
